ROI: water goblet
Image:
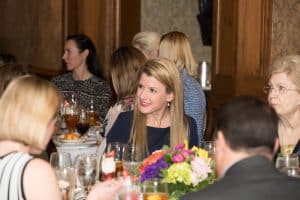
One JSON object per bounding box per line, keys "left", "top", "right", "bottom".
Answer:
{"left": 75, "top": 154, "right": 98, "bottom": 194}
{"left": 55, "top": 167, "right": 76, "bottom": 200}
{"left": 50, "top": 152, "right": 72, "bottom": 169}
{"left": 142, "top": 179, "right": 168, "bottom": 200}
{"left": 122, "top": 145, "right": 144, "bottom": 177}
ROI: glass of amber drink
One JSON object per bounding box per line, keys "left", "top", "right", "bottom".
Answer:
{"left": 142, "top": 179, "right": 168, "bottom": 200}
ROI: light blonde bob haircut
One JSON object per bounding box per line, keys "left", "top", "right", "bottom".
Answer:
{"left": 268, "top": 55, "right": 300, "bottom": 89}
{"left": 132, "top": 31, "right": 161, "bottom": 59}
{"left": 130, "top": 58, "right": 189, "bottom": 155}
{"left": 159, "top": 31, "right": 199, "bottom": 79}
{"left": 0, "top": 76, "right": 62, "bottom": 150}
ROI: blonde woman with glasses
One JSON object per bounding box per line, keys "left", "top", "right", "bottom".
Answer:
{"left": 264, "top": 55, "right": 300, "bottom": 155}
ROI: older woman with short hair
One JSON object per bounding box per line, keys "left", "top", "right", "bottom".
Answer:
{"left": 265, "top": 55, "right": 300, "bottom": 155}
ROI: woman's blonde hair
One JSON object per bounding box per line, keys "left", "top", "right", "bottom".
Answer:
{"left": 0, "top": 75, "right": 62, "bottom": 150}
{"left": 159, "top": 31, "right": 199, "bottom": 79}
{"left": 130, "top": 58, "right": 189, "bottom": 155}
{"left": 132, "top": 31, "right": 161, "bottom": 58}
{"left": 268, "top": 55, "right": 300, "bottom": 89}
{"left": 110, "top": 46, "right": 146, "bottom": 102}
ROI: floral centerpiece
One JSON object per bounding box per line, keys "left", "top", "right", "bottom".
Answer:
{"left": 139, "top": 142, "right": 214, "bottom": 200}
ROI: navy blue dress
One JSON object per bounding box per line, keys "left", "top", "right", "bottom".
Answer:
{"left": 106, "top": 111, "right": 198, "bottom": 154}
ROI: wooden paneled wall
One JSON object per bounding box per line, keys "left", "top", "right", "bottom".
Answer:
{"left": 205, "top": 0, "right": 273, "bottom": 139}
{"left": 0, "top": 0, "right": 141, "bottom": 79}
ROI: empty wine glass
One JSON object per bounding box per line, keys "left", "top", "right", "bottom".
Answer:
{"left": 76, "top": 108, "right": 90, "bottom": 136}
{"left": 122, "top": 145, "right": 144, "bottom": 177}
{"left": 55, "top": 167, "right": 76, "bottom": 200}
{"left": 50, "top": 152, "right": 72, "bottom": 169}
{"left": 75, "top": 154, "right": 98, "bottom": 194}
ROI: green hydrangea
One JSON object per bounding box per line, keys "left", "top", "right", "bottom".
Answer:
{"left": 162, "top": 162, "right": 192, "bottom": 185}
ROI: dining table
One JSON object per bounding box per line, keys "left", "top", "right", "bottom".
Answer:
{"left": 52, "top": 126, "right": 102, "bottom": 164}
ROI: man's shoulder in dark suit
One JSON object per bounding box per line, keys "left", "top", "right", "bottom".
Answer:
{"left": 181, "top": 156, "right": 300, "bottom": 200}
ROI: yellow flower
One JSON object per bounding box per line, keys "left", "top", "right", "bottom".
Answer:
{"left": 163, "top": 162, "right": 192, "bottom": 185}
{"left": 192, "top": 146, "right": 209, "bottom": 159}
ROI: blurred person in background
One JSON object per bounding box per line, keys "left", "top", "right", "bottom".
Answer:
{"left": 159, "top": 31, "right": 206, "bottom": 142}
{"left": 132, "top": 31, "right": 161, "bottom": 59}
{"left": 265, "top": 55, "right": 300, "bottom": 155}
{"left": 52, "top": 33, "right": 111, "bottom": 121}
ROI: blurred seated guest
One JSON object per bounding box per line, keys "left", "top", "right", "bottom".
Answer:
{"left": 104, "top": 46, "right": 146, "bottom": 135}
{"left": 0, "top": 76, "right": 62, "bottom": 199}
{"left": 107, "top": 58, "right": 198, "bottom": 155}
{"left": 0, "top": 75, "right": 121, "bottom": 200}
{"left": 159, "top": 31, "right": 206, "bottom": 141}
{"left": 181, "top": 96, "right": 300, "bottom": 200}
{"left": 52, "top": 33, "right": 111, "bottom": 121}
{"left": 132, "top": 31, "right": 161, "bottom": 59}
{"left": 0, "top": 53, "right": 17, "bottom": 67}
{"left": 0, "top": 63, "right": 27, "bottom": 96}
{"left": 265, "top": 55, "right": 300, "bottom": 155}
{"left": 96, "top": 46, "right": 146, "bottom": 158}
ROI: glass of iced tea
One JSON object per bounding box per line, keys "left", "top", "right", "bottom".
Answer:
{"left": 142, "top": 179, "right": 168, "bottom": 200}
{"left": 87, "top": 99, "right": 100, "bottom": 126}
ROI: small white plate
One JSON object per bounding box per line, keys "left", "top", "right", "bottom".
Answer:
{"left": 57, "top": 134, "right": 85, "bottom": 143}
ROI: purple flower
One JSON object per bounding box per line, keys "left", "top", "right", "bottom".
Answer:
{"left": 140, "top": 158, "right": 169, "bottom": 182}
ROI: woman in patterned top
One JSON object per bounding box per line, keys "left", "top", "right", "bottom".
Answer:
{"left": 159, "top": 31, "right": 206, "bottom": 142}
{"left": 52, "top": 33, "right": 111, "bottom": 120}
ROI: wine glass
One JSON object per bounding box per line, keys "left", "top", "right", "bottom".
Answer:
{"left": 62, "top": 92, "right": 79, "bottom": 133}
{"left": 76, "top": 108, "right": 90, "bottom": 136}
{"left": 87, "top": 99, "right": 100, "bottom": 127}
{"left": 75, "top": 154, "right": 98, "bottom": 194}
{"left": 122, "top": 145, "right": 144, "bottom": 177}
{"left": 55, "top": 167, "right": 76, "bottom": 200}
{"left": 275, "top": 153, "right": 299, "bottom": 173}
{"left": 106, "top": 142, "right": 127, "bottom": 177}
{"left": 50, "top": 152, "right": 72, "bottom": 169}
{"left": 142, "top": 179, "right": 168, "bottom": 200}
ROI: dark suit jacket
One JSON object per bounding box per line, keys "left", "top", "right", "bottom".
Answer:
{"left": 181, "top": 156, "right": 300, "bottom": 200}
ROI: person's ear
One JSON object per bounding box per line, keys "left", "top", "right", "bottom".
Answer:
{"left": 166, "top": 92, "right": 174, "bottom": 103}
{"left": 216, "top": 130, "right": 227, "bottom": 151}
{"left": 82, "top": 49, "right": 89, "bottom": 59}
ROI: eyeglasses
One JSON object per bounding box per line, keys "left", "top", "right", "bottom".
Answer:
{"left": 263, "top": 85, "right": 298, "bottom": 95}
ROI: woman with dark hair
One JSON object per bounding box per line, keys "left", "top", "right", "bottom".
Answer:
{"left": 52, "top": 33, "right": 111, "bottom": 120}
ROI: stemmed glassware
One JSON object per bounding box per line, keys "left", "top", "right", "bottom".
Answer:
{"left": 50, "top": 152, "right": 75, "bottom": 200}
{"left": 142, "top": 179, "right": 168, "bottom": 200}
{"left": 75, "top": 154, "right": 98, "bottom": 194}
{"left": 122, "top": 145, "right": 144, "bottom": 177}
{"left": 76, "top": 108, "right": 90, "bottom": 136}
{"left": 61, "top": 92, "right": 79, "bottom": 133}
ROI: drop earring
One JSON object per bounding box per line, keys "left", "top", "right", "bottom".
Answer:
{"left": 167, "top": 102, "right": 171, "bottom": 107}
